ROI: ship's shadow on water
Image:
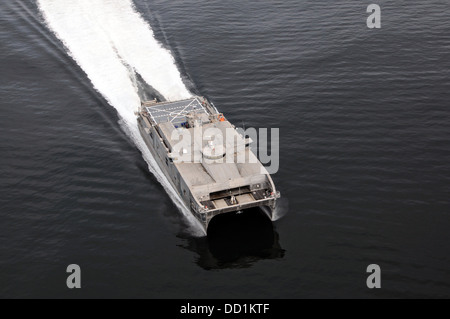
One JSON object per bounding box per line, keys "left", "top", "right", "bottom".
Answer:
{"left": 179, "top": 208, "right": 285, "bottom": 270}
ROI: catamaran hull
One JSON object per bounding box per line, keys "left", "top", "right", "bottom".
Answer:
{"left": 138, "top": 119, "right": 276, "bottom": 230}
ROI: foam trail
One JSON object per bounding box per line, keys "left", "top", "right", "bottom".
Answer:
{"left": 37, "top": 0, "right": 204, "bottom": 236}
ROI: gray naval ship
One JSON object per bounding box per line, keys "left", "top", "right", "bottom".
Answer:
{"left": 137, "top": 96, "right": 280, "bottom": 230}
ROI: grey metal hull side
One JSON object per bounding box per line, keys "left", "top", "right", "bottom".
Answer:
{"left": 138, "top": 120, "right": 187, "bottom": 203}
{"left": 138, "top": 120, "right": 209, "bottom": 228}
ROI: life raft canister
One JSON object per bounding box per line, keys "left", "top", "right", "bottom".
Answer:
{"left": 218, "top": 114, "right": 225, "bottom": 122}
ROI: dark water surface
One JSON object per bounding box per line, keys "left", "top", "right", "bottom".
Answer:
{"left": 1, "top": 0, "right": 450, "bottom": 298}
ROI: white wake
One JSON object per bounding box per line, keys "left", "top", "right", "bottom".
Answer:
{"left": 37, "top": 0, "right": 205, "bottom": 235}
